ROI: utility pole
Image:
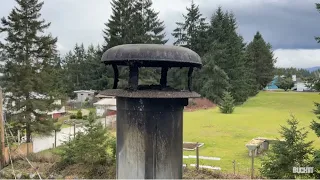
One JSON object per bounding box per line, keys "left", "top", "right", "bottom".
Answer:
{"left": 0, "top": 88, "right": 5, "bottom": 168}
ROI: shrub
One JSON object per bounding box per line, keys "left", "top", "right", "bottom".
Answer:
{"left": 275, "top": 76, "right": 294, "bottom": 91}
{"left": 70, "top": 114, "right": 76, "bottom": 119}
{"left": 76, "top": 110, "right": 82, "bottom": 119}
{"left": 59, "top": 111, "right": 115, "bottom": 170}
{"left": 260, "top": 116, "right": 313, "bottom": 179}
{"left": 219, "top": 92, "right": 235, "bottom": 114}
{"left": 82, "top": 115, "right": 88, "bottom": 120}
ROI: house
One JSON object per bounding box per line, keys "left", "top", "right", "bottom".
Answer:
{"left": 265, "top": 77, "right": 279, "bottom": 90}
{"left": 295, "top": 78, "right": 311, "bottom": 92}
{"left": 265, "top": 75, "right": 310, "bottom": 92}
{"left": 93, "top": 97, "right": 116, "bottom": 117}
{"left": 48, "top": 100, "right": 66, "bottom": 119}
{"left": 73, "top": 90, "right": 96, "bottom": 102}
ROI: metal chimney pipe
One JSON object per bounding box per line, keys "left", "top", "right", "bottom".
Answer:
{"left": 100, "top": 44, "right": 202, "bottom": 179}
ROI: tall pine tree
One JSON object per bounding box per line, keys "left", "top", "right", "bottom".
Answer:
{"left": 246, "top": 32, "right": 276, "bottom": 91}
{"left": 0, "top": 0, "right": 62, "bottom": 142}
{"left": 62, "top": 44, "right": 113, "bottom": 95}
{"left": 207, "top": 8, "right": 254, "bottom": 104}
{"left": 172, "top": 0, "right": 209, "bottom": 56}
{"left": 170, "top": 1, "right": 209, "bottom": 90}
{"left": 103, "top": 0, "right": 134, "bottom": 51}
{"left": 132, "top": 0, "right": 167, "bottom": 44}
{"left": 197, "top": 47, "right": 230, "bottom": 104}
{"left": 103, "top": 0, "right": 167, "bottom": 87}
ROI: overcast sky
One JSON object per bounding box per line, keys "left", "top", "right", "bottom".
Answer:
{"left": 1, "top": 0, "right": 320, "bottom": 68}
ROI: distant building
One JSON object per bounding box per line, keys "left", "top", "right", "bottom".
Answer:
{"left": 295, "top": 78, "right": 311, "bottom": 92}
{"left": 265, "top": 75, "right": 310, "bottom": 92}
{"left": 73, "top": 90, "right": 96, "bottom": 102}
{"left": 48, "top": 100, "right": 66, "bottom": 119}
{"left": 93, "top": 97, "right": 116, "bottom": 117}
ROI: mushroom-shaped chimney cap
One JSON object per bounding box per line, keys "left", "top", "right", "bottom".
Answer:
{"left": 102, "top": 44, "right": 202, "bottom": 68}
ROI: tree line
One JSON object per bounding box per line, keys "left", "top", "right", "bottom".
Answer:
{"left": 63, "top": 0, "right": 276, "bottom": 105}
{"left": 0, "top": 0, "right": 275, "bottom": 141}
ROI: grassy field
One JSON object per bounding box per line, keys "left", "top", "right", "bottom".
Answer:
{"left": 183, "top": 91, "right": 320, "bottom": 175}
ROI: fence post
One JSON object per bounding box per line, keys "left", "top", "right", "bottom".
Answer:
{"left": 196, "top": 142, "right": 199, "bottom": 170}
{"left": 74, "top": 123, "right": 76, "bottom": 138}
{"left": 233, "top": 160, "right": 236, "bottom": 175}
{"left": 251, "top": 150, "right": 254, "bottom": 179}
{"left": 54, "top": 130, "right": 57, "bottom": 148}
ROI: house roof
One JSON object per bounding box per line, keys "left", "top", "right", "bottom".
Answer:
{"left": 47, "top": 106, "right": 66, "bottom": 115}
{"left": 95, "top": 94, "right": 114, "bottom": 98}
{"left": 93, "top": 98, "right": 116, "bottom": 106}
{"left": 74, "top": 90, "right": 96, "bottom": 94}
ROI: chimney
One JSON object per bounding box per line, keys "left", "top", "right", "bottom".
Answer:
{"left": 100, "top": 44, "right": 202, "bottom": 179}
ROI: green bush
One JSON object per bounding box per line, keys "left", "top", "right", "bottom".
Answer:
{"left": 76, "top": 110, "right": 82, "bottom": 119}
{"left": 59, "top": 111, "right": 115, "bottom": 174}
{"left": 82, "top": 115, "right": 88, "bottom": 120}
{"left": 260, "top": 116, "right": 313, "bottom": 179}
{"left": 219, "top": 92, "right": 235, "bottom": 114}
{"left": 70, "top": 114, "right": 76, "bottom": 119}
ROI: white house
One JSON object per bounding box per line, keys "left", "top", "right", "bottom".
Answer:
{"left": 296, "top": 81, "right": 311, "bottom": 92}
{"left": 93, "top": 97, "right": 116, "bottom": 117}
{"left": 73, "top": 90, "right": 96, "bottom": 102}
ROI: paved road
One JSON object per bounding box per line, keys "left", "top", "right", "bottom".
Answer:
{"left": 32, "top": 115, "right": 115, "bottom": 153}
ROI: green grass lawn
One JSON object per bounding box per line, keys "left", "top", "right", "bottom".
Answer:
{"left": 183, "top": 91, "right": 320, "bottom": 175}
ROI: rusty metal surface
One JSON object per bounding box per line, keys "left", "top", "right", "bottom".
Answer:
{"left": 101, "top": 44, "right": 202, "bottom": 68}
{"left": 116, "top": 98, "right": 186, "bottom": 179}
{"left": 99, "top": 89, "right": 200, "bottom": 98}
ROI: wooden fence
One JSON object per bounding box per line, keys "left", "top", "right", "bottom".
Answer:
{"left": 3, "top": 143, "right": 33, "bottom": 164}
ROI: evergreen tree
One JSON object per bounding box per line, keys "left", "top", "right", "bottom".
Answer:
{"left": 62, "top": 44, "right": 113, "bottom": 95}
{"left": 132, "top": 0, "right": 167, "bottom": 44}
{"left": 275, "top": 76, "right": 294, "bottom": 91}
{"left": 103, "top": 0, "right": 167, "bottom": 87}
{"left": 103, "top": 0, "right": 134, "bottom": 50}
{"left": 260, "top": 116, "right": 313, "bottom": 179}
{"left": 170, "top": 1, "right": 209, "bottom": 90}
{"left": 196, "top": 42, "right": 230, "bottom": 103}
{"left": 172, "top": 0, "right": 209, "bottom": 56}
{"left": 208, "top": 8, "right": 253, "bottom": 104}
{"left": 219, "top": 91, "right": 235, "bottom": 114}
{"left": 59, "top": 111, "right": 115, "bottom": 178}
{"left": 246, "top": 32, "right": 276, "bottom": 90}
{"left": 275, "top": 67, "right": 311, "bottom": 78}
{"left": 0, "top": 0, "right": 62, "bottom": 142}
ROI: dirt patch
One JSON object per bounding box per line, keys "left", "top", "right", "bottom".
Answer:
{"left": 183, "top": 168, "right": 251, "bottom": 179}
{"left": 185, "top": 98, "right": 216, "bottom": 112}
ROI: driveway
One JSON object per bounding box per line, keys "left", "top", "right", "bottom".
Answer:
{"left": 32, "top": 115, "right": 116, "bottom": 153}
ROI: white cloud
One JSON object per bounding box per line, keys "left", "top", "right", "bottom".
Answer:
{"left": 56, "top": 42, "right": 66, "bottom": 53}
{"left": 274, "top": 49, "right": 320, "bottom": 68}
{"left": 1, "top": 0, "right": 320, "bottom": 69}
